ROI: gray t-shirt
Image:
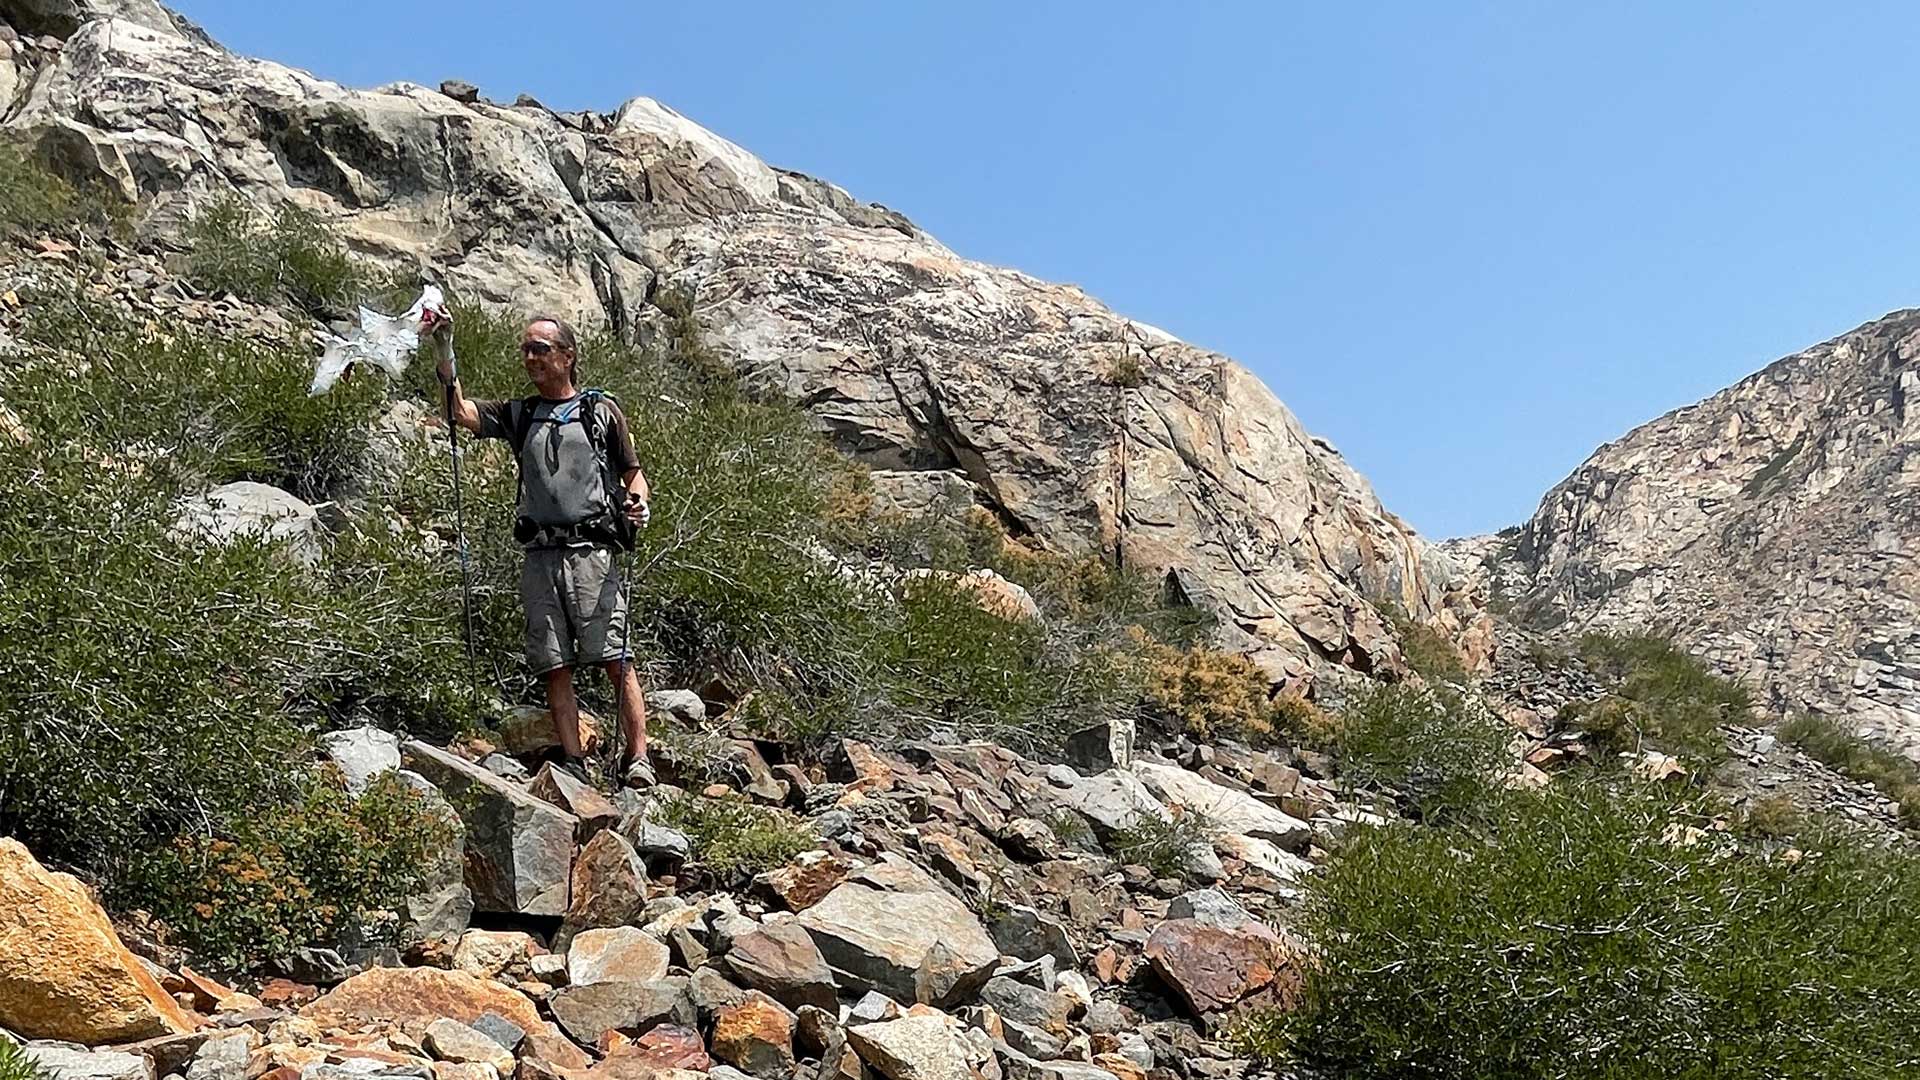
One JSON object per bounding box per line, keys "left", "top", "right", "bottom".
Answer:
{"left": 474, "top": 393, "right": 640, "bottom": 528}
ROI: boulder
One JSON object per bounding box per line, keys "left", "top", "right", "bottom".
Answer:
{"left": 394, "top": 771, "right": 475, "bottom": 944}
{"left": 619, "top": 816, "right": 691, "bottom": 867}
{"left": 565, "top": 927, "right": 669, "bottom": 987}
{"left": 0, "top": 838, "right": 193, "bottom": 1043}
{"left": 1054, "top": 771, "right": 1168, "bottom": 838}
{"left": 301, "top": 968, "right": 543, "bottom": 1039}
{"left": 527, "top": 763, "right": 620, "bottom": 840}
{"left": 846, "top": 1014, "right": 974, "bottom": 1080}
{"left": 172, "top": 481, "right": 322, "bottom": 565}
{"left": 643, "top": 690, "right": 706, "bottom": 725}
{"left": 468, "top": 1013, "right": 525, "bottom": 1053}
{"left": 402, "top": 740, "right": 577, "bottom": 916}
{"left": 796, "top": 882, "right": 998, "bottom": 1006}
{"left": 21, "top": 1046, "right": 152, "bottom": 1080}
{"left": 1132, "top": 762, "right": 1310, "bottom": 851}
{"left": 986, "top": 905, "right": 1078, "bottom": 967}
{"left": 557, "top": 831, "right": 648, "bottom": 947}
{"left": 180, "top": 1032, "right": 249, "bottom": 1080}
{"left": 996, "top": 1049, "right": 1122, "bottom": 1080}
{"left": 318, "top": 726, "right": 402, "bottom": 794}
{"left": 977, "top": 977, "right": 1072, "bottom": 1038}
{"left": 438, "top": 79, "right": 478, "bottom": 103}
{"left": 1166, "top": 888, "right": 1260, "bottom": 932}
{"left": 1142, "top": 918, "right": 1302, "bottom": 1018}
{"left": 902, "top": 568, "right": 1042, "bottom": 622}
{"left": 751, "top": 853, "right": 853, "bottom": 911}
{"left": 709, "top": 993, "right": 795, "bottom": 1080}
{"left": 586, "top": 1026, "right": 708, "bottom": 1077}
{"left": 1212, "top": 832, "right": 1312, "bottom": 883}
{"left": 450, "top": 930, "right": 541, "bottom": 981}
{"left": 546, "top": 978, "right": 695, "bottom": 1047}
{"left": 724, "top": 920, "right": 838, "bottom": 1012}
{"left": 422, "top": 1019, "right": 514, "bottom": 1075}
{"left": 495, "top": 706, "right": 600, "bottom": 758}
{"left": 1064, "top": 718, "right": 1135, "bottom": 774}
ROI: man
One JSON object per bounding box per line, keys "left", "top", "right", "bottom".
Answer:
{"left": 429, "top": 311, "right": 650, "bottom": 782}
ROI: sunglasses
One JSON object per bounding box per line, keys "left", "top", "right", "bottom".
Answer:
{"left": 521, "top": 340, "right": 556, "bottom": 357}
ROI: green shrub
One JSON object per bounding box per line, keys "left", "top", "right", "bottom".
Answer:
{"left": 1377, "top": 602, "right": 1468, "bottom": 684}
{"left": 1256, "top": 780, "right": 1920, "bottom": 1079}
{"left": 0, "top": 142, "right": 125, "bottom": 238}
{"left": 1780, "top": 713, "right": 1920, "bottom": 830}
{"left": 1325, "top": 681, "right": 1511, "bottom": 819}
{"left": 131, "top": 770, "right": 450, "bottom": 971}
{"left": 0, "top": 1039, "right": 47, "bottom": 1080}
{"left": 8, "top": 291, "right": 380, "bottom": 500}
{"left": 1576, "top": 633, "right": 1749, "bottom": 762}
{"left": 653, "top": 794, "right": 812, "bottom": 876}
{"left": 1109, "top": 808, "right": 1215, "bottom": 879}
{"left": 186, "top": 197, "right": 364, "bottom": 315}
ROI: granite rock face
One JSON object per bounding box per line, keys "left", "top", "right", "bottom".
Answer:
{"left": 0, "top": 7, "right": 1485, "bottom": 686}
{"left": 1463, "top": 309, "right": 1920, "bottom": 756}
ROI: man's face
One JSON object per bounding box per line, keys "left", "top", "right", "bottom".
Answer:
{"left": 521, "top": 320, "right": 573, "bottom": 385}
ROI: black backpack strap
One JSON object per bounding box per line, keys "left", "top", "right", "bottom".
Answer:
{"left": 507, "top": 395, "right": 541, "bottom": 455}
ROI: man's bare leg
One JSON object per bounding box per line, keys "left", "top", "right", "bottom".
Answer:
{"left": 600, "top": 658, "right": 648, "bottom": 767}
{"left": 544, "top": 667, "right": 586, "bottom": 760}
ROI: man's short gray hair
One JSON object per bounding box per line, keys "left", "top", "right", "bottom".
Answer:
{"left": 528, "top": 314, "right": 579, "bottom": 380}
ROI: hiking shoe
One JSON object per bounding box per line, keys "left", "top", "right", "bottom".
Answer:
{"left": 622, "top": 755, "right": 657, "bottom": 790}
{"left": 555, "top": 756, "right": 593, "bottom": 785}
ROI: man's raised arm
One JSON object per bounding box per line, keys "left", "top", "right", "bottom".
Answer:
{"left": 426, "top": 310, "right": 483, "bottom": 434}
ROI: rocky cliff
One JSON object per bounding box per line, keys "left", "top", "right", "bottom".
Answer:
{"left": 1466, "top": 308, "right": 1920, "bottom": 756}
{"left": 0, "top": 1, "right": 1487, "bottom": 685}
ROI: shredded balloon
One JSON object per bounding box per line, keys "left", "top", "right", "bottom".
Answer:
{"left": 309, "top": 285, "right": 446, "bottom": 395}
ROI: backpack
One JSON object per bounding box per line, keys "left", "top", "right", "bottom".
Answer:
{"left": 505, "top": 388, "right": 637, "bottom": 552}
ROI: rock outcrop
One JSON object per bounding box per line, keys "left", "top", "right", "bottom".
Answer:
{"left": 1464, "top": 309, "right": 1920, "bottom": 755}
{"left": 0, "top": 4, "right": 1486, "bottom": 686}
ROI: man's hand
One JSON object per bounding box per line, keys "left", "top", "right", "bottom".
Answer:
{"left": 422, "top": 307, "right": 456, "bottom": 386}
{"left": 624, "top": 491, "right": 651, "bottom": 529}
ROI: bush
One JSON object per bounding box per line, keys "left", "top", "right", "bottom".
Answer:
{"left": 1245, "top": 781, "right": 1920, "bottom": 1079}
{"left": 131, "top": 771, "right": 450, "bottom": 971}
{"left": 1109, "top": 808, "right": 1215, "bottom": 879}
{"left": 652, "top": 794, "right": 812, "bottom": 876}
{"left": 1324, "top": 681, "right": 1511, "bottom": 819}
{"left": 1135, "top": 633, "right": 1279, "bottom": 744}
{"left": 1101, "top": 352, "right": 1145, "bottom": 388}
{"left": 1377, "top": 602, "right": 1468, "bottom": 684}
{"left": 1780, "top": 713, "right": 1920, "bottom": 830}
{"left": 186, "top": 197, "right": 364, "bottom": 315}
{"left": 1576, "top": 633, "right": 1749, "bottom": 762}
{"left": 1736, "top": 792, "right": 1803, "bottom": 840}
{"left": 1273, "top": 692, "right": 1343, "bottom": 749}
{"left": 0, "top": 142, "right": 125, "bottom": 238}
{"left": 8, "top": 291, "right": 380, "bottom": 501}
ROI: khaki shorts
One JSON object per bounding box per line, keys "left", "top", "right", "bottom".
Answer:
{"left": 521, "top": 544, "right": 628, "bottom": 675}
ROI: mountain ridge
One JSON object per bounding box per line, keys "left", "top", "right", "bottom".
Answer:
{"left": 1461, "top": 303, "right": 1920, "bottom": 756}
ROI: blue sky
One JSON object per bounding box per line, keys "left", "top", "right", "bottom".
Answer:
{"left": 170, "top": 1, "right": 1920, "bottom": 537}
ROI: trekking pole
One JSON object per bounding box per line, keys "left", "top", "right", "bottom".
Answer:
{"left": 433, "top": 314, "right": 483, "bottom": 716}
